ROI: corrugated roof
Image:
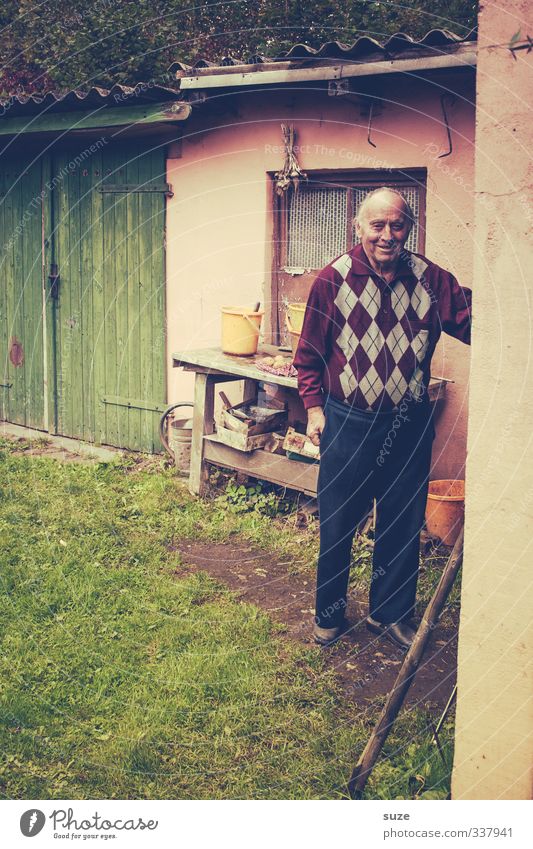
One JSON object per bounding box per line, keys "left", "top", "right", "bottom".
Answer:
{"left": 0, "top": 26, "right": 477, "bottom": 117}
{"left": 171, "top": 27, "right": 477, "bottom": 74}
{"left": 0, "top": 83, "right": 183, "bottom": 117}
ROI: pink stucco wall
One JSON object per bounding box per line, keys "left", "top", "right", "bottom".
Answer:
{"left": 166, "top": 72, "right": 475, "bottom": 478}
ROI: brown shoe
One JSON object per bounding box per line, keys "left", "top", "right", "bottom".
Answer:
{"left": 313, "top": 622, "right": 342, "bottom": 646}
{"left": 366, "top": 615, "right": 415, "bottom": 650}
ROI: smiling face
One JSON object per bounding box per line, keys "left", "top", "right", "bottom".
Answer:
{"left": 355, "top": 191, "right": 412, "bottom": 274}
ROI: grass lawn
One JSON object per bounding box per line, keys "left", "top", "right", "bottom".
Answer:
{"left": 0, "top": 438, "right": 454, "bottom": 799}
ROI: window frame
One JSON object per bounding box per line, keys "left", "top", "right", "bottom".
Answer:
{"left": 270, "top": 168, "right": 427, "bottom": 344}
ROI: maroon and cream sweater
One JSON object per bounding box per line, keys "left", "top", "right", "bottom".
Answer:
{"left": 294, "top": 243, "right": 472, "bottom": 412}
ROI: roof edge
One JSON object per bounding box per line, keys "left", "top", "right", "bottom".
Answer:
{"left": 176, "top": 46, "right": 477, "bottom": 91}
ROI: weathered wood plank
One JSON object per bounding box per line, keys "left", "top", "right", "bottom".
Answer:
{"left": 189, "top": 373, "right": 215, "bottom": 496}
{"left": 69, "top": 155, "right": 84, "bottom": 439}
{"left": 138, "top": 145, "right": 155, "bottom": 452}
{"left": 21, "top": 161, "right": 41, "bottom": 425}
{"left": 79, "top": 151, "right": 95, "bottom": 441}
{"left": 0, "top": 102, "right": 191, "bottom": 137}
{"left": 149, "top": 147, "right": 166, "bottom": 452}
{"left": 91, "top": 146, "right": 106, "bottom": 445}
{"left": 20, "top": 163, "right": 33, "bottom": 425}
{"left": 0, "top": 156, "right": 46, "bottom": 429}
{"left": 0, "top": 162, "right": 7, "bottom": 421}
{"left": 55, "top": 150, "right": 70, "bottom": 435}
{"left": 1, "top": 160, "right": 14, "bottom": 421}
{"left": 102, "top": 149, "right": 119, "bottom": 446}
{"left": 126, "top": 145, "right": 142, "bottom": 450}
{"left": 203, "top": 439, "right": 319, "bottom": 496}
{"left": 28, "top": 158, "right": 46, "bottom": 429}
{"left": 113, "top": 152, "right": 130, "bottom": 448}
{"left": 11, "top": 163, "right": 25, "bottom": 422}
{"left": 242, "top": 377, "right": 257, "bottom": 403}
{"left": 43, "top": 153, "right": 57, "bottom": 434}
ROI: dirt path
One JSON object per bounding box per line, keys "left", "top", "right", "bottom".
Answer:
{"left": 175, "top": 540, "right": 458, "bottom": 713}
{"left": 2, "top": 434, "right": 120, "bottom": 463}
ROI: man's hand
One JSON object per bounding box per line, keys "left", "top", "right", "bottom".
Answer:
{"left": 306, "top": 406, "right": 325, "bottom": 447}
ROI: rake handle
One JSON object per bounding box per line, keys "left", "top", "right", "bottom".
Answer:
{"left": 348, "top": 528, "right": 464, "bottom": 799}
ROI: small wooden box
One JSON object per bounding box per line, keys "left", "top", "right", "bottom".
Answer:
{"left": 283, "top": 426, "right": 320, "bottom": 462}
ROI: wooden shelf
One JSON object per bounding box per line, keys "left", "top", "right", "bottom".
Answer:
{"left": 203, "top": 434, "right": 319, "bottom": 496}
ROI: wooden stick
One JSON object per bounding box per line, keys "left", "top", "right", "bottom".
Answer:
{"left": 435, "top": 683, "right": 458, "bottom": 737}
{"left": 347, "top": 528, "right": 464, "bottom": 799}
{"left": 218, "top": 391, "right": 232, "bottom": 410}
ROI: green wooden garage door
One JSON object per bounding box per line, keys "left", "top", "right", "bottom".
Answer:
{"left": 0, "top": 141, "right": 167, "bottom": 453}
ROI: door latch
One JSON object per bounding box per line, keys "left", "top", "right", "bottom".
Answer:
{"left": 48, "top": 263, "right": 60, "bottom": 299}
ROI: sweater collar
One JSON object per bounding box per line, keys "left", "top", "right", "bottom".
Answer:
{"left": 348, "top": 243, "right": 417, "bottom": 282}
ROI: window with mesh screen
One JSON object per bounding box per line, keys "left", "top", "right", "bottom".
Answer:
{"left": 284, "top": 179, "right": 424, "bottom": 269}
{"left": 352, "top": 186, "right": 421, "bottom": 254}
{"left": 286, "top": 186, "right": 347, "bottom": 269}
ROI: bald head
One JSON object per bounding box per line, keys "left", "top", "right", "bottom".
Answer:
{"left": 356, "top": 188, "right": 414, "bottom": 232}
{"left": 355, "top": 187, "right": 414, "bottom": 274}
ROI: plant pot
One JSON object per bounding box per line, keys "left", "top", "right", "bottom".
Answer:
{"left": 425, "top": 479, "right": 465, "bottom": 546}
{"left": 285, "top": 312, "right": 302, "bottom": 356}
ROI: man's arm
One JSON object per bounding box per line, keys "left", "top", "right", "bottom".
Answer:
{"left": 293, "top": 270, "right": 334, "bottom": 444}
{"left": 437, "top": 268, "right": 472, "bottom": 345}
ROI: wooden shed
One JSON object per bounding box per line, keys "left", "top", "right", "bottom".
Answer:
{"left": 0, "top": 86, "right": 190, "bottom": 452}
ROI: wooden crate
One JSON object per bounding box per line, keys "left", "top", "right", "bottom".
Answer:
{"left": 214, "top": 425, "right": 275, "bottom": 452}
{"left": 221, "top": 399, "right": 287, "bottom": 436}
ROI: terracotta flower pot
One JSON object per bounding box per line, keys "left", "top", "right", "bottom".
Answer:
{"left": 425, "top": 479, "right": 465, "bottom": 546}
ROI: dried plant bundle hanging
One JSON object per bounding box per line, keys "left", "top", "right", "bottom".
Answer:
{"left": 274, "top": 124, "right": 307, "bottom": 195}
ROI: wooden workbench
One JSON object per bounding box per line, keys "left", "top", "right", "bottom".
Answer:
{"left": 172, "top": 346, "right": 448, "bottom": 498}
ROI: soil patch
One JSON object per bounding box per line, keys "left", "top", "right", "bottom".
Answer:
{"left": 9, "top": 442, "right": 87, "bottom": 461}
{"left": 3, "top": 435, "right": 119, "bottom": 464}
{"left": 174, "top": 539, "right": 457, "bottom": 713}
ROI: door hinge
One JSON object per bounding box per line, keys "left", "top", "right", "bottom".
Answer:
{"left": 102, "top": 395, "right": 167, "bottom": 413}
{"left": 98, "top": 183, "right": 173, "bottom": 198}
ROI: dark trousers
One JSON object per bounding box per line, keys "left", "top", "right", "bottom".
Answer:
{"left": 315, "top": 394, "right": 435, "bottom": 628}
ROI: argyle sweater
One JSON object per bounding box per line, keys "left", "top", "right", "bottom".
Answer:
{"left": 294, "top": 243, "right": 472, "bottom": 412}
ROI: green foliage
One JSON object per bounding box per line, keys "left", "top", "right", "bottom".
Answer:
{"left": 215, "top": 477, "right": 291, "bottom": 517}
{"left": 0, "top": 1, "right": 478, "bottom": 96}
{"left": 366, "top": 710, "right": 454, "bottom": 800}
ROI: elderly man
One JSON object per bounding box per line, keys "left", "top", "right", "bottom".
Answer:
{"left": 293, "top": 187, "right": 472, "bottom": 648}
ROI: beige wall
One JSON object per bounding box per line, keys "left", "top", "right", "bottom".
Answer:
{"left": 166, "top": 72, "right": 475, "bottom": 477}
{"left": 452, "top": 0, "right": 533, "bottom": 799}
